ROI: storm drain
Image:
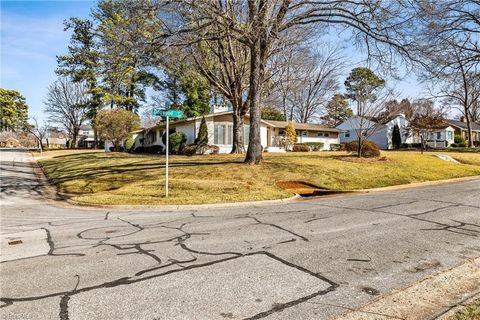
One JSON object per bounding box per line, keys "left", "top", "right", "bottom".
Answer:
{"left": 276, "top": 180, "right": 349, "bottom": 197}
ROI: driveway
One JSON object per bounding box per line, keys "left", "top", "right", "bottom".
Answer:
{"left": 1, "top": 149, "right": 479, "bottom": 320}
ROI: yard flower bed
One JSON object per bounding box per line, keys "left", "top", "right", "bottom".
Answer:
{"left": 37, "top": 150, "right": 480, "bottom": 205}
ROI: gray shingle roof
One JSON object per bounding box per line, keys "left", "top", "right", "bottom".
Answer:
{"left": 444, "top": 119, "right": 480, "bottom": 131}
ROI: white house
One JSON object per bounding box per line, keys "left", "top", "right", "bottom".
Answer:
{"left": 133, "top": 110, "right": 343, "bottom": 153}
{"left": 336, "top": 114, "right": 455, "bottom": 149}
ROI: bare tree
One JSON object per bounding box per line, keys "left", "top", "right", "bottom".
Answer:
{"left": 176, "top": 17, "right": 251, "bottom": 153}
{"left": 407, "top": 99, "right": 447, "bottom": 154}
{"left": 25, "top": 117, "right": 48, "bottom": 152}
{"left": 44, "top": 78, "right": 89, "bottom": 148}
{"left": 414, "top": 1, "right": 480, "bottom": 147}
{"left": 288, "top": 47, "right": 345, "bottom": 123}
{"left": 168, "top": 1, "right": 417, "bottom": 163}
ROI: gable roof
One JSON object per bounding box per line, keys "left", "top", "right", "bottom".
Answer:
{"left": 262, "top": 120, "right": 343, "bottom": 132}
{"left": 444, "top": 119, "right": 480, "bottom": 131}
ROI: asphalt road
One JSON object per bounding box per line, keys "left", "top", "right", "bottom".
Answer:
{"left": 1, "top": 149, "right": 479, "bottom": 320}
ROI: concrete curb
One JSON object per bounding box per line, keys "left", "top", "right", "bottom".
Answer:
{"left": 334, "top": 257, "right": 480, "bottom": 320}
{"left": 31, "top": 153, "right": 480, "bottom": 211}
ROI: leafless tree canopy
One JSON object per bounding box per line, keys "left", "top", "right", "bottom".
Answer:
{"left": 44, "top": 78, "right": 89, "bottom": 147}
{"left": 267, "top": 45, "right": 345, "bottom": 123}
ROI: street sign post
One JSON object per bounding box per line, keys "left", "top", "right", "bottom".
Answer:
{"left": 151, "top": 108, "right": 184, "bottom": 198}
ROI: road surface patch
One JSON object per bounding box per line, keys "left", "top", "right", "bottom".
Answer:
{"left": 0, "top": 229, "right": 49, "bottom": 262}
{"left": 68, "top": 252, "right": 336, "bottom": 319}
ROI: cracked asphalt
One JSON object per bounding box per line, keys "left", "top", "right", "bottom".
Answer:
{"left": 1, "top": 149, "right": 479, "bottom": 320}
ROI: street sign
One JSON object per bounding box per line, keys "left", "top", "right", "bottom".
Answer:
{"left": 151, "top": 107, "right": 185, "bottom": 198}
{"left": 152, "top": 108, "right": 184, "bottom": 119}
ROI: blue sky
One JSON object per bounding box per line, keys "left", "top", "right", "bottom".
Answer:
{"left": 1, "top": 1, "right": 427, "bottom": 122}
{"left": 1, "top": 1, "right": 93, "bottom": 121}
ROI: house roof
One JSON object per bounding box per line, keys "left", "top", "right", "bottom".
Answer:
{"left": 262, "top": 120, "right": 343, "bottom": 132}
{"left": 336, "top": 115, "right": 388, "bottom": 130}
{"left": 444, "top": 119, "right": 480, "bottom": 131}
{"left": 79, "top": 125, "right": 92, "bottom": 130}
{"left": 142, "top": 111, "right": 340, "bottom": 132}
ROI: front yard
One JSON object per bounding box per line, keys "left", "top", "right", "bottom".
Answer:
{"left": 37, "top": 150, "right": 480, "bottom": 205}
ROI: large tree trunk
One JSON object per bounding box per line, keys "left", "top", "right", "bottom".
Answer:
{"left": 464, "top": 107, "right": 474, "bottom": 148}
{"left": 231, "top": 109, "right": 245, "bottom": 154}
{"left": 93, "top": 128, "right": 98, "bottom": 149}
{"left": 357, "top": 136, "right": 362, "bottom": 158}
{"left": 245, "top": 41, "right": 263, "bottom": 164}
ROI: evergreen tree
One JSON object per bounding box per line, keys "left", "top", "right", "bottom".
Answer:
{"left": 0, "top": 89, "right": 28, "bottom": 131}
{"left": 284, "top": 123, "right": 297, "bottom": 151}
{"left": 392, "top": 124, "right": 402, "bottom": 149}
{"left": 56, "top": 17, "right": 103, "bottom": 147}
{"left": 261, "top": 106, "right": 286, "bottom": 121}
{"left": 322, "top": 94, "right": 352, "bottom": 127}
{"left": 195, "top": 116, "right": 209, "bottom": 153}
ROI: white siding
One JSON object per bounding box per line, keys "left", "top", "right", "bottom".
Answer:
{"left": 176, "top": 123, "right": 196, "bottom": 144}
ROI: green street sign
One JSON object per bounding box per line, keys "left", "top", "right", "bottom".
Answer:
{"left": 152, "top": 108, "right": 184, "bottom": 118}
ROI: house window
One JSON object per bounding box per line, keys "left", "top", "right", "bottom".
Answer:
{"left": 279, "top": 129, "right": 285, "bottom": 135}
{"left": 244, "top": 125, "right": 250, "bottom": 143}
{"left": 447, "top": 131, "right": 453, "bottom": 140}
{"left": 345, "top": 131, "right": 350, "bottom": 138}
{"left": 226, "top": 125, "right": 233, "bottom": 145}
{"left": 317, "top": 132, "right": 323, "bottom": 137}
{"left": 214, "top": 124, "right": 225, "bottom": 144}
{"left": 302, "top": 131, "right": 308, "bottom": 137}
{"left": 437, "top": 132, "right": 441, "bottom": 140}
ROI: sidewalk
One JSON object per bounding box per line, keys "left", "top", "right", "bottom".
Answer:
{"left": 335, "top": 257, "right": 480, "bottom": 320}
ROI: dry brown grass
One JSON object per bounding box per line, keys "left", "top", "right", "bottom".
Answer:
{"left": 38, "top": 150, "right": 480, "bottom": 205}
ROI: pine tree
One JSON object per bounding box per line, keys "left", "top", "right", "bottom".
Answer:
{"left": 392, "top": 124, "right": 402, "bottom": 149}
{"left": 195, "top": 116, "right": 209, "bottom": 153}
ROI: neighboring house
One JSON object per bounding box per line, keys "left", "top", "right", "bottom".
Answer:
{"left": 42, "top": 128, "right": 67, "bottom": 148}
{"left": 336, "top": 114, "right": 455, "bottom": 149}
{"left": 133, "top": 110, "right": 342, "bottom": 153}
{"left": 444, "top": 118, "right": 480, "bottom": 145}
{"left": 78, "top": 125, "right": 95, "bottom": 148}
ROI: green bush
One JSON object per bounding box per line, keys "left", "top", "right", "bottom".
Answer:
{"left": 183, "top": 144, "right": 197, "bottom": 156}
{"left": 292, "top": 143, "right": 310, "bottom": 152}
{"left": 195, "top": 116, "right": 209, "bottom": 153}
{"left": 343, "top": 140, "right": 380, "bottom": 157}
{"left": 169, "top": 132, "right": 187, "bottom": 154}
{"left": 454, "top": 134, "right": 466, "bottom": 145}
{"left": 124, "top": 136, "right": 135, "bottom": 152}
{"left": 392, "top": 124, "right": 402, "bottom": 149}
{"left": 304, "top": 142, "right": 324, "bottom": 151}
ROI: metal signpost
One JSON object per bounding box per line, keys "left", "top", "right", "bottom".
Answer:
{"left": 152, "top": 108, "right": 184, "bottom": 197}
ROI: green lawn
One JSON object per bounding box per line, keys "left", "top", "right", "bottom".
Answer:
{"left": 37, "top": 150, "right": 480, "bottom": 205}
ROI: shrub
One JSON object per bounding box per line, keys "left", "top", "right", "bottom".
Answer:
{"left": 304, "top": 142, "right": 324, "bottom": 151}
{"left": 343, "top": 140, "right": 380, "bottom": 158}
{"left": 183, "top": 144, "right": 197, "bottom": 156}
{"left": 124, "top": 136, "right": 135, "bottom": 152}
{"left": 133, "top": 145, "right": 164, "bottom": 154}
{"left": 454, "top": 134, "right": 466, "bottom": 145}
{"left": 284, "top": 123, "right": 297, "bottom": 150}
{"left": 329, "top": 143, "right": 341, "bottom": 151}
{"left": 292, "top": 143, "right": 310, "bottom": 152}
{"left": 169, "top": 132, "right": 187, "bottom": 154}
{"left": 207, "top": 145, "right": 219, "bottom": 154}
{"left": 392, "top": 124, "right": 402, "bottom": 149}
